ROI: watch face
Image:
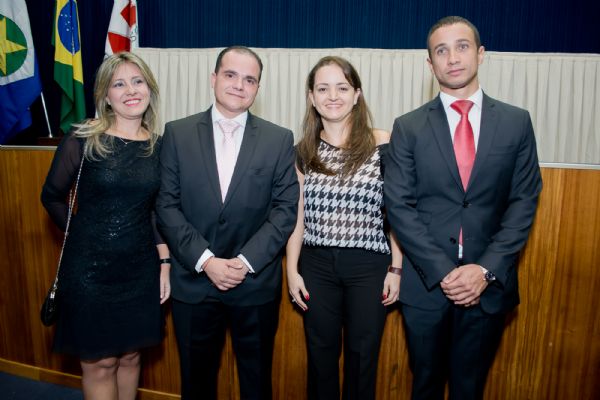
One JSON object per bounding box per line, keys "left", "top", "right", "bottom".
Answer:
{"left": 485, "top": 271, "right": 496, "bottom": 282}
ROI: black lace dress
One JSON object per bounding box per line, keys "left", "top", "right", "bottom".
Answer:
{"left": 41, "top": 133, "right": 163, "bottom": 359}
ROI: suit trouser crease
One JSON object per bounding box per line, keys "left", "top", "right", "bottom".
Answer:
{"left": 172, "top": 297, "right": 279, "bottom": 400}
{"left": 402, "top": 302, "right": 506, "bottom": 400}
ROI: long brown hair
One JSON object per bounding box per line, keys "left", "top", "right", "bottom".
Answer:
{"left": 297, "top": 56, "right": 375, "bottom": 176}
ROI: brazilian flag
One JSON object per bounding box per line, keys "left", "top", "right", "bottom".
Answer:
{"left": 53, "top": 0, "right": 85, "bottom": 133}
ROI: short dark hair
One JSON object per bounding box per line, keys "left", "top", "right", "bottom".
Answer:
{"left": 214, "top": 46, "right": 263, "bottom": 82}
{"left": 427, "top": 16, "right": 481, "bottom": 58}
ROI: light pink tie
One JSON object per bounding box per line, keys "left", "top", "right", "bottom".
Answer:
{"left": 451, "top": 100, "right": 475, "bottom": 247}
{"left": 216, "top": 119, "right": 240, "bottom": 201}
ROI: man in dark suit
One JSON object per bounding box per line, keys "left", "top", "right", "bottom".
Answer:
{"left": 384, "top": 16, "right": 542, "bottom": 400}
{"left": 155, "top": 46, "right": 299, "bottom": 400}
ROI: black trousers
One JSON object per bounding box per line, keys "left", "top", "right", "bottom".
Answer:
{"left": 172, "top": 297, "right": 280, "bottom": 400}
{"left": 401, "top": 302, "right": 506, "bottom": 400}
{"left": 300, "top": 246, "right": 391, "bottom": 400}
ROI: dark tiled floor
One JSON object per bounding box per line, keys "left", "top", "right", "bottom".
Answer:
{"left": 0, "top": 371, "right": 83, "bottom": 400}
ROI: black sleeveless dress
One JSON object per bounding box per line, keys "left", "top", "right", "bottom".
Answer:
{"left": 41, "top": 133, "right": 163, "bottom": 359}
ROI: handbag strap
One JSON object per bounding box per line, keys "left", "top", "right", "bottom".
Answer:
{"left": 51, "top": 142, "right": 86, "bottom": 289}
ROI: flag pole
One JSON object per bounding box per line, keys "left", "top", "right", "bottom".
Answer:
{"left": 40, "top": 91, "right": 53, "bottom": 138}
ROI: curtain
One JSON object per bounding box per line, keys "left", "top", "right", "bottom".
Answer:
{"left": 135, "top": 48, "right": 600, "bottom": 165}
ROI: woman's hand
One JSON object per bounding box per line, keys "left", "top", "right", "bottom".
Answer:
{"left": 381, "top": 271, "right": 400, "bottom": 306}
{"left": 287, "top": 271, "right": 310, "bottom": 311}
{"left": 160, "top": 263, "right": 171, "bottom": 304}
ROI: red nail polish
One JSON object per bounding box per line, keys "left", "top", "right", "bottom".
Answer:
{"left": 382, "top": 293, "right": 388, "bottom": 300}
{"left": 305, "top": 294, "right": 310, "bottom": 301}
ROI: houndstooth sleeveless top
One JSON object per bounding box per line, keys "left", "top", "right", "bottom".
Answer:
{"left": 301, "top": 140, "right": 390, "bottom": 254}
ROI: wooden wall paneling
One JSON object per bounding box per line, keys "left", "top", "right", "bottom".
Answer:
{"left": 547, "top": 169, "right": 600, "bottom": 400}
{"left": 0, "top": 150, "right": 47, "bottom": 366}
{"left": 0, "top": 149, "right": 76, "bottom": 375}
{"left": 484, "top": 168, "right": 565, "bottom": 398}
{"left": 1, "top": 147, "right": 599, "bottom": 400}
{"left": 484, "top": 168, "right": 600, "bottom": 399}
{"left": 272, "top": 274, "right": 308, "bottom": 399}
{"left": 375, "top": 309, "right": 412, "bottom": 400}
{"left": 21, "top": 151, "right": 63, "bottom": 370}
{"left": 141, "top": 307, "right": 181, "bottom": 394}
{"left": 0, "top": 150, "right": 27, "bottom": 362}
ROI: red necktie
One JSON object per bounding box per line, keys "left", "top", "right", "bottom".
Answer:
{"left": 451, "top": 100, "right": 474, "bottom": 248}
{"left": 451, "top": 100, "right": 475, "bottom": 190}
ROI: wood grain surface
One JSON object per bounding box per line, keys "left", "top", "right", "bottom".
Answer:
{"left": 1, "top": 148, "right": 598, "bottom": 399}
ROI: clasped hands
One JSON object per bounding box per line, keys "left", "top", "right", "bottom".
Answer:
{"left": 440, "top": 263, "right": 488, "bottom": 307}
{"left": 203, "top": 257, "right": 249, "bottom": 291}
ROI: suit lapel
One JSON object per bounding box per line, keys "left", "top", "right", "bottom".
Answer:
{"left": 469, "top": 93, "right": 498, "bottom": 191}
{"left": 428, "top": 97, "right": 463, "bottom": 190}
{"left": 196, "top": 109, "right": 222, "bottom": 204}
{"left": 222, "top": 112, "right": 259, "bottom": 207}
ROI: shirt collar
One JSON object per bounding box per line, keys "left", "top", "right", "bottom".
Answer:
{"left": 440, "top": 87, "right": 483, "bottom": 113}
{"left": 212, "top": 105, "right": 248, "bottom": 128}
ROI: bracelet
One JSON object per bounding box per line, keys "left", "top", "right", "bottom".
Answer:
{"left": 159, "top": 258, "right": 172, "bottom": 265}
{"left": 387, "top": 265, "right": 402, "bottom": 275}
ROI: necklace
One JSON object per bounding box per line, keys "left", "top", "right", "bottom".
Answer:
{"left": 110, "top": 126, "right": 146, "bottom": 145}
{"left": 116, "top": 136, "right": 133, "bottom": 145}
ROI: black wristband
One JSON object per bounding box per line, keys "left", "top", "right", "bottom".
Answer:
{"left": 159, "top": 258, "right": 172, "bottom": 264}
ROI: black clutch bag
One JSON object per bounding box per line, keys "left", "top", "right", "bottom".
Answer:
{"left": 40, "top": 282, "right": 59, "bottom": 326}
{"left": 40, "top": 147, "right": 84, "bottom": 326}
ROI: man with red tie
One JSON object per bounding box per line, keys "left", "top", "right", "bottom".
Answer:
{"left": 156, "top": 46, "right": 299, "bottom": 399}
{"left": 384, "top": 16, "right": 542, "bottom": 400}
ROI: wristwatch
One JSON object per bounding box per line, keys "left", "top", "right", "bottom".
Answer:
{"left": 481, "top": 266, "right": 496, "bottom": 283}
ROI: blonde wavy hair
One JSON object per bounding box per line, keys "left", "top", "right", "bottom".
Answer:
{"left": 73, "top": 52, "right": 160, "bottom": 159}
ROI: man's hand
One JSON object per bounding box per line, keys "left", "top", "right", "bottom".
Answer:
{"left": 228, "top": 257, "right": 250, "bottom": 278}
{"left": 440, "top": 264, "right": 488, "bottom": 306}
{"left": 202, "top": 257, "right": 247, "bottom": 291}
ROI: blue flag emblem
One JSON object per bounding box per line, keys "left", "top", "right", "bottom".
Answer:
{"left": 0, "top": 0, "right": 42, "bottom": 143}
{"left": 57, "top": 0, "right": 80, "bottom": 55}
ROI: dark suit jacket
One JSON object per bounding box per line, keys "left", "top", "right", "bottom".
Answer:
{"left": 384, "top": 93, "right": 542, "bottom": 314}
{"left": 156, "top": 108, "right": 299, "bottom": 307}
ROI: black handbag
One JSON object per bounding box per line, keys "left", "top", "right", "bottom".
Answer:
{"left": 40, "top": 282, "right": 59, "bottom": 326}
{"left": 40, "top": 147, "right": 85, "bottom": 326}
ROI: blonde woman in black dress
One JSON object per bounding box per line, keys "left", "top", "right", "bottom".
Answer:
{"left": 42, "top": 52, "right": 170, "bottom": 400}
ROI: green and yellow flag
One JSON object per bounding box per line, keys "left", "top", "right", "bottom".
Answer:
{"left": 53, "top": 0, "right": 85, "bottom": 133}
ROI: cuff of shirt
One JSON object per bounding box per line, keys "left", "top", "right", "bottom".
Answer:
{"left": 237, "top": 254, "right": 255, "bottom": 273}
{"left": 196, "top": 249, "right": 215, "bottom": 273}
